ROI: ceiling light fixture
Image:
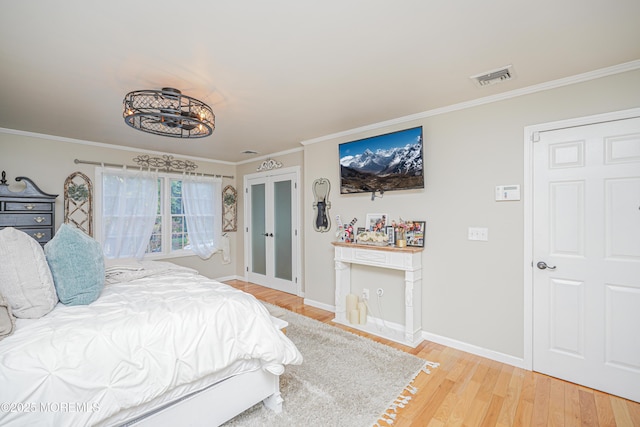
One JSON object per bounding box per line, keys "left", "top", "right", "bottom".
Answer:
{"left": 123, "top": 87, "right": 215, "bottom": 138}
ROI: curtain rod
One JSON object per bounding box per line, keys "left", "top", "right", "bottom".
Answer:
{"left": 73, "top": 159, "right": 234, "bottom": 179}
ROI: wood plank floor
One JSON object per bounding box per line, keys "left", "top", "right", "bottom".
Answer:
{"left": 225, "top": 280, "right": 640, "bottom": 427}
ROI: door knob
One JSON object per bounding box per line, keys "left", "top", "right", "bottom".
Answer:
{"left": 537, "top": 261, "right": 556, "bottom": 270}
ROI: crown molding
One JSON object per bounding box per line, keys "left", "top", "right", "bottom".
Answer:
{"left": 0, "top": 127, "right": 235, "bottom": 166}
{"left": 235, "top": 146, "right": 304, "bottom": 165}
{"left": 300, "top": 59, "right": 640, "bottom": 146}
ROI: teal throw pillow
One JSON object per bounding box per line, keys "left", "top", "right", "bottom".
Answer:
{"left": 44, "top": 224, "right": 105, "bottom": 305}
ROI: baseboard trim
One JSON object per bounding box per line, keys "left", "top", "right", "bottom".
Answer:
{"left": 303, "top": 298, "right": 335, "bottom": 312}
{"left": 283, "top": 298, "right": 527, "bottom": 368}
{"left": 334, "top": 315, "right": 417, "bottom": 347}
{"left": 216, "top": 274, "right": 243, "bottom": 282}
{"left": 421, "top": 331, "right": 525, "bottom": 369}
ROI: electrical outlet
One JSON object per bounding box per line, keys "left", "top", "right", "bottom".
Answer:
{"left": 376, "top": 288, "right": 384, "bottom": 297}
{"left": 468, "top": 227, "right": 489, "bottom": 241}
{"left": 362, "top": 289, "right": 369, "bottom": 300}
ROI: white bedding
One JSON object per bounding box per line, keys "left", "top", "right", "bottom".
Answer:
{"left": 0, "top": 262, "right": 302, "bottom": 426}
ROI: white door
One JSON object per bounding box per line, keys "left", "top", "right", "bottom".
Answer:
{"left": 533, "top": 116, "right": 640, "bottom": 402}
{"left": 244, "top": 168, "right": 300, "bottom": 295}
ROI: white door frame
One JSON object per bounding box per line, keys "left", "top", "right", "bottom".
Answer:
{"left": 243, "top": 166, "right": 302, "bottom": 296}
{"left": 523, "top": 107, "right": 640, "bottom": 370}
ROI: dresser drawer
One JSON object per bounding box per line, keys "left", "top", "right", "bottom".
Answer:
{"left": 0, "top": 213, "right": 52, "bottom": 227}
{"left": 4, "top": 202, "right": 53, "bottom": 212}
{"left": 17, "top": 228, "right": 53, "bottom": 244}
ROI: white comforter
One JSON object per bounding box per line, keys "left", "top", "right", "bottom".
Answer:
{"left": 0, "top": 263, "right": 302, "bottom": 426}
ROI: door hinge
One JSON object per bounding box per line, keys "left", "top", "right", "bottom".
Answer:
{"left": 531, "top": 132, "right": 540, "bottom": 143}
{"left": 295, "top": 277, "right": 298, "bottom": 283}
{"left": 295, "top": 182, "right": 297, "bottom": 189}
{"left": 246, "top": 266, "right": 249, "bottom": 272}
{"left": 295, "top": 229, "right": 297, "bottom": 236}
{"left": 245, "top": 187, "right": 248, "bottom": 193}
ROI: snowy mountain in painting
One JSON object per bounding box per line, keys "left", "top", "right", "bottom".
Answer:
{"left": 340, "top": 143, "right": 422, "bottom": 176}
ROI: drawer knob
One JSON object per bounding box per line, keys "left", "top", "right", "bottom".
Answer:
{"left": 24, "top": 204, "right": 35, "bottom": 210}
{"left": 34, "top": 216, "right": 46, "bottom": 223}
{"left": 33, "top": 232, "right": 45, "bottom": 239}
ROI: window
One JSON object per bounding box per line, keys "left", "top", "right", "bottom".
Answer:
{"left": 96, "top": 168, "right": 221, "bottom": 259}
{"left": 147, "top": 178, "right": 193, "bottom": 256}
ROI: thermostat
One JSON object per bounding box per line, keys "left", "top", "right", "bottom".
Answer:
{"left": 495, "top": 185, "right": 520, "bottom": 201}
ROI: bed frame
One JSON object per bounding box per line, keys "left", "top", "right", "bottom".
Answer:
{"left": 126, "top": 369, "right": 282, "bottom": 426}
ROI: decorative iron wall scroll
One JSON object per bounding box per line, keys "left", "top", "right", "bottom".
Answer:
{"left": 222, "top": 185, "right": 237, "bottom": 232}
{"left": 133, "top": 154, "right": 198, "bottom": 172}
{"left": 64, "top": 171, "right": 93, "bottom": 236}
{"left": 256, "top": 158, "right": 282, "bottom": 172}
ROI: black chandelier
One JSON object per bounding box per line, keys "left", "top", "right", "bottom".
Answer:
{"left": 123, "top": 87, "right": 215, "bottom": 138}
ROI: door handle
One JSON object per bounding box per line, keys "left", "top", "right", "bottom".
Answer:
{"left": 263, "top": 233, "right": 274, "bottom": 237}
{"left": 537, "top": 261, "right": 556, "bottom": 270}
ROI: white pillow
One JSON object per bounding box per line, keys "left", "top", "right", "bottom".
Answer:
{"left": 104, "top": 257, "right": 143, "bottom": 271}
{"left": 0, "top": 227, "right": 58, "bottom": 318}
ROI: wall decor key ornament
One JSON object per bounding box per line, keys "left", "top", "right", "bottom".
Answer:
{"left": 312, "top": 178, "right": 331, "bottom": 232}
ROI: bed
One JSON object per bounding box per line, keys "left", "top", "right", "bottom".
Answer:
{"left": 0, "top": 234, "right": 303, "bottom": 426}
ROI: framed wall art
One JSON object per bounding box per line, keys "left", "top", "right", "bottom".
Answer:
{"left": 64, "top": 171, "right": 93, "bottom": 236}
{"left": 222, "top": 185, "right": 237, "bottom": 232}
{"left": 339, "top": 126, "right": 424, "bottom": 194}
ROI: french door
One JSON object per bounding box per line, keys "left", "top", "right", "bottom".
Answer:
{"left": 244, "top": 167, "right": 300, "bottom": 295}
{"left": 532, "top": 115, "right": 640, "bottom": 402}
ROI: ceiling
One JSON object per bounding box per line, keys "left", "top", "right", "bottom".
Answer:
{"left": 1, "top": 1, "right": 639, "bottom": 164}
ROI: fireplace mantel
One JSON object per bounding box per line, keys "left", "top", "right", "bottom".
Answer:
{"left": 331, "top": 242, "right": 423, "bottom": 347}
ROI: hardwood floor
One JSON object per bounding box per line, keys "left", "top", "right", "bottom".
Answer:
{"left": 225, "top": 280, "right": 640, "bottom": 427}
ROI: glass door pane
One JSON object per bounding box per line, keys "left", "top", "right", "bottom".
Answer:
{"left": 273, "top": 180, "right": 292, "bottom": 281}
{"left": 250, "top": 183, "right": 266, "bottom": 275}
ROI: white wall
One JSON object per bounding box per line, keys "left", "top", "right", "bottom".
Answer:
{"left": 0, "top": 133, "right": 238, "bottom": 281}
{"left": 302, "top": 69, "right": 640, "bottom": 360}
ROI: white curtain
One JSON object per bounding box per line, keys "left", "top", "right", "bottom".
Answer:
{"left": 101, "top": 168, "right": 158, "bottom": 259}
{"left": 182, "top": 175, "right": 222, "bottom": 259}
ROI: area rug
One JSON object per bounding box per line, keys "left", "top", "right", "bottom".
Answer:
{"left": 223, "top": 303, "right": 434, "bottom": 427}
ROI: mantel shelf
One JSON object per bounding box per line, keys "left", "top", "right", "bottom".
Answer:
{"left": 331, "top": 241, "right": 424, "bottom": 253}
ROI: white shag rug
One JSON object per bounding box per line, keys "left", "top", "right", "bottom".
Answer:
{"left": 223, "top": 303, "right": 434, "bottom": 427}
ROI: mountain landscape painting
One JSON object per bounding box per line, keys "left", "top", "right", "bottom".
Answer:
{"left": 339, "top": 126, "right": 424, "bottom": 194}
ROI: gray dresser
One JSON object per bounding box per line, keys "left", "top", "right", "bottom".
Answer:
{"left": 0, "top": 172, "right": 58, "bottom": 245}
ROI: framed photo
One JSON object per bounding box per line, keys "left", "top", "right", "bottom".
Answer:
{"left": 365, "top": 213, "right": 387, "bottom": 232}
{"left": 385, "top": 225, "right": 395, "bottom": 245}
{"left": 406, "top": 221, "right": 426, "bottom": 247}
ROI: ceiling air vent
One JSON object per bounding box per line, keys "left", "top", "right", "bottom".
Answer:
{"left": 470, "top": 65, "right": 514, "bottom": 87}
